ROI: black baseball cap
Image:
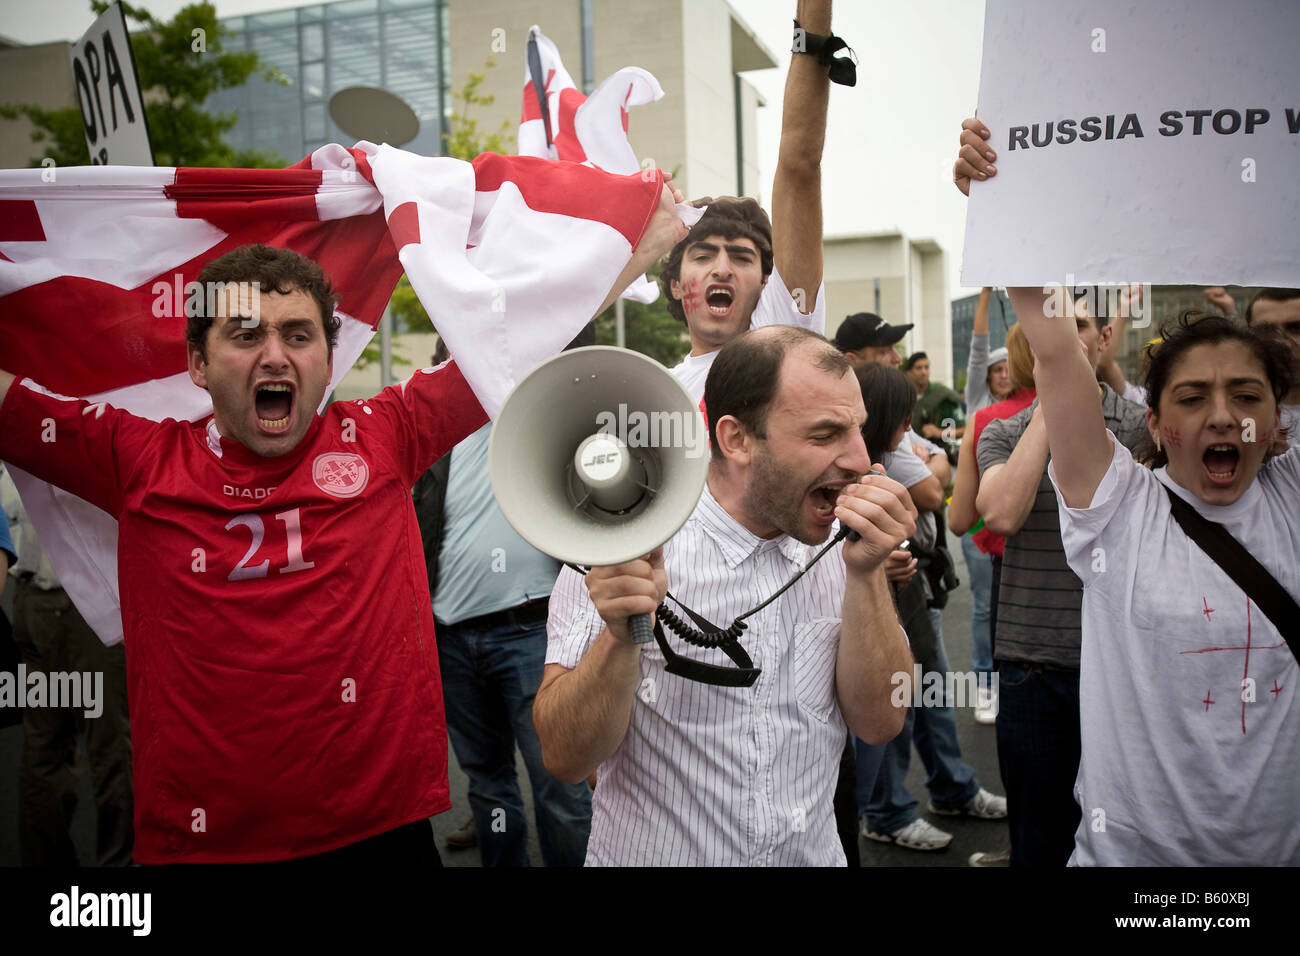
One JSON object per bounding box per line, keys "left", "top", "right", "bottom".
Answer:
{"left": 833, "top": 312, "right": 913, "bottom": 352}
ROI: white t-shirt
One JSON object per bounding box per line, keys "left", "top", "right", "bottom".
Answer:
{"left": 670, "top": 267, "right": 826, "bottom": 403}
{"left": 1281, "top": 401, "right": 1300, "bottom": 439}
{"left": 883, "top": 432, "right": 935, "bottom": 490}
{"left": 1051, "top": 433, "right": 1300, "bottom": 866}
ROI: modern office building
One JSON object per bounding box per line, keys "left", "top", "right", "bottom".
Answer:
{"left": 210, "top": 0, "right": 449, "bottom": 163}
{"left": 210, "top": 0, "right": 776, "bottom": 199}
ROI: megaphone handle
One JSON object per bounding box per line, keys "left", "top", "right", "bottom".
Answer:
{"left": 628, "top": 613, "right": 654, "bottom": 645}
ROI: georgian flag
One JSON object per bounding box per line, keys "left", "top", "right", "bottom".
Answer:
{"left": 520, "top": 24, "right": 670, "bottom": 305}
{"left": 0, "top": 143, "right": 663, "bottom": 644}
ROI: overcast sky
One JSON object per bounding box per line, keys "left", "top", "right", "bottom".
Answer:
{"left": 1, "top": 0, "right": 986, "bottom": 298}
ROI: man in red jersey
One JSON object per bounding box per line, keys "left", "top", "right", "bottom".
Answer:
{"left": 0, "top": 194, "right": 683, "bottom": 863}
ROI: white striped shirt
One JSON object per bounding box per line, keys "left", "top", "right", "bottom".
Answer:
{"left": 546, "top": 484, "right": 851, "bottom": 866}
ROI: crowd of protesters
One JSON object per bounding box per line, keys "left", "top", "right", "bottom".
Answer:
{"left": 2, "top": 0, "right": 1297, "bottom": 869}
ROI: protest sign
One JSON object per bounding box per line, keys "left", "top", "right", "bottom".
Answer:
{"left": 962, "top": 0, "right": 1299, "bottom": 287}
{"left": 70, "top": 2, "right": 153, "bottom": 166}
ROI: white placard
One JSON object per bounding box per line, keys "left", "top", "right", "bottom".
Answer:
{"left": 962, "top": 0, "right": 1300, "bottom": 288}
{"left": 70, "top": 2, "right": 153, "bottom": 166}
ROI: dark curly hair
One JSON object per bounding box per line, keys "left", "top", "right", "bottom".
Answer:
{"left": 660, "top": 197, "right": 774, "bottom": 325}
{"left": 1139, "top": 310, "right": 1296, "bottom": 468}
{"left": 186, "top": 244, "right": 339, "bottom": 360}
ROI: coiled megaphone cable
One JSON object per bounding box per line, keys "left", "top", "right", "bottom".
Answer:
{"left": 568, "top": 519, "right": 861, "bottom": 649}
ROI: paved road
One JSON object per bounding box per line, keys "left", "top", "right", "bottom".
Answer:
{"left": 1, "top": 557, "right": 1006, "bottom": 867}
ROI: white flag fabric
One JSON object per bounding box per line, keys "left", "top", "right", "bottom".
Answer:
{"left": 519, "top": 24, "right": 673, "bottom": 304}
{"left": 0, "top": 143, "right": 663, "bottom": 643}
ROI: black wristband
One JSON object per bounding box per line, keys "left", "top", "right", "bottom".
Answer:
{"left": 791, "top": 18, "right": 857, "bottom": 87}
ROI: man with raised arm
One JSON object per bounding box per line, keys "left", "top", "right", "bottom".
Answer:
{"left": 664, "top": 0, "right": 847, "bottom": 401}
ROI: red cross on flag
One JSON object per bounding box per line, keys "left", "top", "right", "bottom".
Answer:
{"left": 0, "top": 142, "right": 663, "bottom": 643}
{"left": 519, "top": 24, "right": 669, "bottom": 304}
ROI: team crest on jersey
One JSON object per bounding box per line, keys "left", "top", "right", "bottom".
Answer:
{"left": 312, "top": 452, "right": 370, "bottom": 499}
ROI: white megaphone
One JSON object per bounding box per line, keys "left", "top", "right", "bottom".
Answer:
{"left": 489, "top": 347, "right": 710, "bottom": 644}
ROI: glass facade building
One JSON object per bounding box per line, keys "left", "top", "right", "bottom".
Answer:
{"left": 210, "top": 0, "right": 449, "bottom": 164}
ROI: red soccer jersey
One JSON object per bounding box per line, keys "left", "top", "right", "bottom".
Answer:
{"left": 0, "top": 363, "right": 487, "bottom": 862}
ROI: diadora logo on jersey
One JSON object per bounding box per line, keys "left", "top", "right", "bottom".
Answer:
{"left": 312, "top": 452, "right": 370, "bottom": 499}
{"left": 223, "top": 483, "right": 277, "bottom": 500}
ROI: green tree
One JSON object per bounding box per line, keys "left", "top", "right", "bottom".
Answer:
{"left": 1, "top": 1, "right": 285, "bottom": 168}
{"left": 443, "top": 55, "right": 515, "bottom": 161}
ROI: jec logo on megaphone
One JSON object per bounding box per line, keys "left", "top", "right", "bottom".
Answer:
{"left": 593, "top": 404, "right": 708, "bottom": 460}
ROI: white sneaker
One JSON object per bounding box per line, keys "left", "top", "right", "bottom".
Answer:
{"left": 968, "top": 847, "right": 1011, "bottom": 866}
{"left": 975, "top": 685, "right": 999, "bottom": 724}
{"left": 929, "top": 787, "right": 1008, "bottom": 820}
{"left": 862, "top": 817, "right": 953, "bottom": 851}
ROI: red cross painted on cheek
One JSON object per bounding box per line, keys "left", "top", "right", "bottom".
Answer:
{"left": 681, "top": 277, "right": 702, "bottom": 316}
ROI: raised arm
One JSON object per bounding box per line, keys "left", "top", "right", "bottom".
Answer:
{"left": 965, "top": 288, "right": 993, "bottom": 409}
{"left": 1005, "top": 287, "right": 1113, "bottom": 507}
{"left": 771, "top": 0, "right": 831, "bottom": 310}
{"left": 947, "top": 432, "right": 979, "bottom": 535}
{"left": 955, "top": 115, "right": 1114, "bottom": 507}
{"left": 976, "top": 405, "right": 1049, "bottom": 536}
{"left": 532, "top": 553, "right": 666, "bottom": 784}
{"left": 834, "top": 472, "right": 915, "bottom": 744}
{"left": 593, "top": 178, "right": 687, "bottom": 317}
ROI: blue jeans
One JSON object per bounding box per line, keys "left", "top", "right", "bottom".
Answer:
{"left": 855, "top": 611, "right": 979, "bottom": 832}
{"left": 960, "top": 534, "right": 994, "bottom": 675}
{"left": 995, "top": 660, "right": 1081, "bottom": 867}
{"left": 436, "top": 615, "right": 591, "bottom": 866}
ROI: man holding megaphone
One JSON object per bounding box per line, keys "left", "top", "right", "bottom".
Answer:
{"left": 536, "top": 327, "right": 916, "bottom": 866}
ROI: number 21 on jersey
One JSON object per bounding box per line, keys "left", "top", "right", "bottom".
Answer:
{"left": 224, "top": 508, "right": 316, "bottom": 581}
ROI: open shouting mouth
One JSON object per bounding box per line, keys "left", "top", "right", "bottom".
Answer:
{"left": 705, "top": 283, "right": 734, "bottom": 316}
{"left": 254, "top": 381, "right": 296, "bottom": 432}
{"left": 1202, "top": 442, "right": 1240, "bottom": 486}
{"left": 809, "top": 479, "right": 854, "bottom": 525}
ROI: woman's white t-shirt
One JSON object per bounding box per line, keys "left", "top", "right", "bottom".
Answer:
{"left": 1051, "top": 433, "right": 1300, "bottom": 866}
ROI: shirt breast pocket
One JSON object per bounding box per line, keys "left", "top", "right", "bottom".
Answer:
{"left": 792, "top": 620, "right": 840, "bottom": 723}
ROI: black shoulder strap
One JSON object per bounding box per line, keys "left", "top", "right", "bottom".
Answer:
{"left": 652, "top": 612, "right": 760, "bottom": 688}
{"left": 1164, "top": 485, "right": 1300, "bottom": 664}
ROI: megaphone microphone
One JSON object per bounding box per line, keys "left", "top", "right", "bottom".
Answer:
{"left": 489, "top": 347, "right": 711, "bottom": 644}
